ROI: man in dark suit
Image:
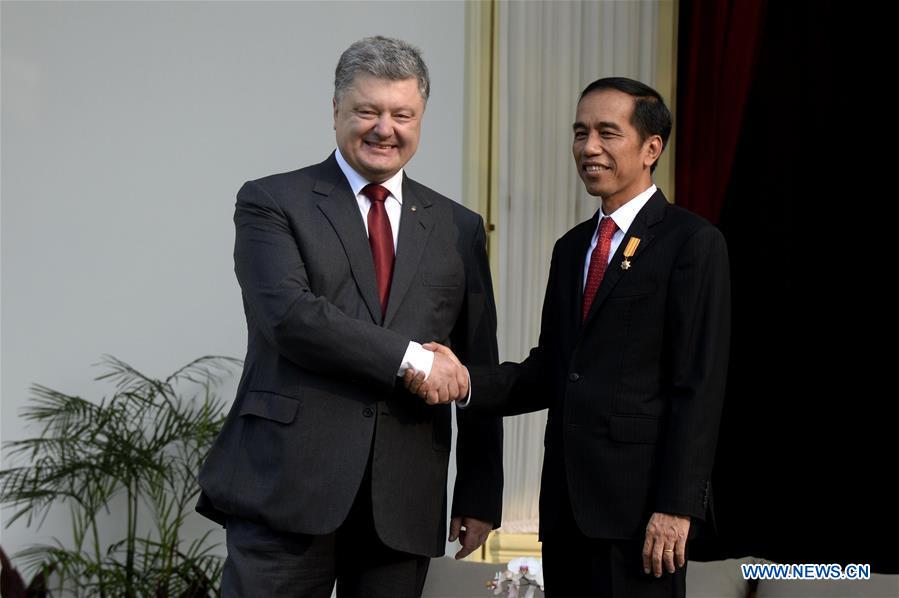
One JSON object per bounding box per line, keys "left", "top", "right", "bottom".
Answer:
{"left": 196, "top": 36, "right": 503, "bottom": 598}
{"left": 407, "top": 77, "right": 730, "bottom": 598}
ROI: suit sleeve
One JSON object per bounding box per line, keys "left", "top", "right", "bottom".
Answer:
{"left": 654, "top": 226, "right": 731, "bottom": 520}
{"left": 448, "top": 216, "right": 504, "bottom": 527}
{"left": 233, "top": 180, "right": 409, "bottom": 390}
{"left": 465, "top": 243, "right": 563, "bottom": 417}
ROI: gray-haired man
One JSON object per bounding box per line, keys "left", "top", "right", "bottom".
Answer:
{"left": 196, "top": 36, "right": 503, "bottom": 597}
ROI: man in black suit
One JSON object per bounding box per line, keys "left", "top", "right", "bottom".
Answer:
{"left": 196, "top": 36, "right": 503, "bottom": 598}
{"left": 407, "top": 77, "right": 730, "bottom": 598}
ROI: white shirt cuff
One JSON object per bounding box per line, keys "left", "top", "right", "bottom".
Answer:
{"left": 397, "top": 341, "right": 435, "bottom": 379}
{"left": 457, "top": 367, "right": 472, "bottom": 408}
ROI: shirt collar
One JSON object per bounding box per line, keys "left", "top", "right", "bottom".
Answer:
{"left": 335, "top": 147, "right": 404, "bottom": 204}
{"left": 600, "top": 184, "right": 657, "bottom": 235}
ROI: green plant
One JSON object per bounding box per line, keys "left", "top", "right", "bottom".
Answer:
{"left": 0, "top": 355, "right": 240, "bottom": 598}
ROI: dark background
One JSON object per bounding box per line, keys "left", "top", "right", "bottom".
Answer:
{"left": 676, "top": 0, "right": 896, "bottom": 572}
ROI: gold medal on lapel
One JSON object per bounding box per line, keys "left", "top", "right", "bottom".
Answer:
{"left": 621, "top": 237, "right": 640, "bottom": 270}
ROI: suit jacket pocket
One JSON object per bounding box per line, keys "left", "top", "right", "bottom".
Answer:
{"left": 239, "top": 390, "right": 300, "bottom": 424}
{"left": 610, "top": 282, "right": 657, "bottom": 299}
{"left": 609, "top": 414, "right": 660, "bottom": 444}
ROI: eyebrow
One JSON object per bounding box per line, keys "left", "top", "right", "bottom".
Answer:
{"left": 572, "top": 121, "right": 624, "bottom": 132}
{"left": 354, "top": 102, "right": 417, "bottom": 114}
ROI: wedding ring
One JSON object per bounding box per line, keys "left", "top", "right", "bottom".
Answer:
{"left": 663, "top": 549, "right": 674, "bottom": 553}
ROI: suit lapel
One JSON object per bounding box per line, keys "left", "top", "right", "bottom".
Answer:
{"left": 384, "top": 176, "right": 433, "bottom": 328}
{"left": 314, "top": 155, "right": 383, "bottom": 324}
{"left": 567, "top": 214, "right": 599, "bottom": 340}
{"left": 582, "top": 190, "right": 668, "bottom": 328}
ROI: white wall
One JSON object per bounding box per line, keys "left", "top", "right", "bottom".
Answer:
{"left": 1, "top": 0, "right": 466, "bottom": 562}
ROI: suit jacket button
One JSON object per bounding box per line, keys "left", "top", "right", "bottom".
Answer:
{"left": 568, "top": 372, "right": 580, "bottom": 382}
{"left": 363, "top": 407, "right": 375, "bottom": 418}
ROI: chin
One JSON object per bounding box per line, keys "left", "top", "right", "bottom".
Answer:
{"left": 360, "top": 160, "right": 395, "bottom": 176}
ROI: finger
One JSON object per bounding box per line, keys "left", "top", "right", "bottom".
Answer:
{"left": 455, "top": 529, "right": 479, "bottom": 560}
{"left": 480, "top": 532, "right": 491, "bottom": 549}
{"left": 425, "top": 342, "right": 461, "bottom": 364}
{"left": 405, "top": 371, "right": 422, "bottom": 394}
{"left": 447, "top": 379, "right": 459, "bottom": 402}
{"left": 426, "top": 387, "right": 440, "bottom": 405}
{"left": 443, "top": 347, "right": 461, "bottom": 365}
{"left": 675, "top": 532, "right": 688, "bottom": 568}
{"left": 652, "top": 535, "right": 664, "bottom": 577}
{"left": 475, "top": 528, "right": 491, "bottom": 551}
{"left": 455, "top": 544, "right": 475, "bottom": 559}
{"left": 642, "top": 533, "right": 653, "bottom": 574}
{"left": 663, "top": 546, "right": 676, "bottom": 574}
{"left": 412, "top": 372, "right": 427, "bottom": 395}
{"left": 448, "top": 517, "right": 462, "bottom": 542}
{"left": 437, "top": 382, "right": 449, "bottom": 405}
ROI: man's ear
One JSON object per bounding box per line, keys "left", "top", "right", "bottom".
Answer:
{"left": 644, "top": 135, "right": 663, "bottom": 169}
{"left": 332, "top": 98, "right": 338, "bottom": 130}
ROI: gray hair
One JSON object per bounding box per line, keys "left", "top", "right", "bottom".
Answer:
{"left": 334, "top": 36, "right": 430, "bottom": 104}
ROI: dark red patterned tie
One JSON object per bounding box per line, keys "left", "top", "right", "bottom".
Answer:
{"left": 582, "top": 216, "right": 618, "bottom": 322}
{"left": 362, "top": 183, "right": 394, "bottom": 319}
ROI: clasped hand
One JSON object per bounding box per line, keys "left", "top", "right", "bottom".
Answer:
{"left": 403, "top": 343, "right": 468, "bottom": 405}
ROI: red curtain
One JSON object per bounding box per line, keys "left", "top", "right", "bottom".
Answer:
{"left": 675, "top": 0, "right": 767, "bottom": 224}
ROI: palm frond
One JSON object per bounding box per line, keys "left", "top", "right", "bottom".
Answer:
{"left": 93, "top": 354, "right": 169, "bottom": 398}
{"left": 164, "top": 356, "right": 242, "bottom": 389}
{"left": 1, "top": 354, "right": 238, "bottom": 597}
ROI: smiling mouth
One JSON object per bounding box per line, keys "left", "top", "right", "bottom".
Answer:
{"left": 365, "top": 141, "right": 396, "bottom": 151}
{"left": 583, "top": 164, "right": 610, "bottom": 173}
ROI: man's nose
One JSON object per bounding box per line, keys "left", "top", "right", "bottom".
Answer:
{"left": 584, "top": 131, "right": 603, "bottom": 155}
{"left": 373, "top": 114, "right": 394, "bottom": 138}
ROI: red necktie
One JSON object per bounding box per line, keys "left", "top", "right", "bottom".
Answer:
{"left": 362, "top": 183, "right": 394, "bottom": 319}
{"left": 582, "top": 216, "right": 618, "bottom": 322}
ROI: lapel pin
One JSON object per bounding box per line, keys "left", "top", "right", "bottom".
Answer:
{"left": 410, "top": 205, "right": 417, "bottom": 212}
{"left": 621, "top": 237, "right": 641, "bottom": 270}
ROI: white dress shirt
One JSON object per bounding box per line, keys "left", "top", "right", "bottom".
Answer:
{"left": 583, "top": 184, "right": 657, "bottom": 289}
{"left": 335, "top": 148, "right": 435, "bottom": 378}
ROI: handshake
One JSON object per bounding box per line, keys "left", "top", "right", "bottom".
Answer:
{"left": 402, "top": 342, "right": 469, "bottom": 406}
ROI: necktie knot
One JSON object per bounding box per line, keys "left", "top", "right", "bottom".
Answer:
{"left": 362, "top": 183, "right": 390, "bottom": 204}
{"left": 598, "top": 215, "right": 618, "bottom": 240}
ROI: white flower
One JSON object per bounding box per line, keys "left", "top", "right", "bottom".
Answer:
{"left": 489, "top": 557, "right": 544, "bottom": 596}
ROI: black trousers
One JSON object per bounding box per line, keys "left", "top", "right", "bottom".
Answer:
{"left": 541, "top": 482, "right": 687, "bottom": 598}
{"left": 222, "top": 460, "right": 430, "bottom": 598}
